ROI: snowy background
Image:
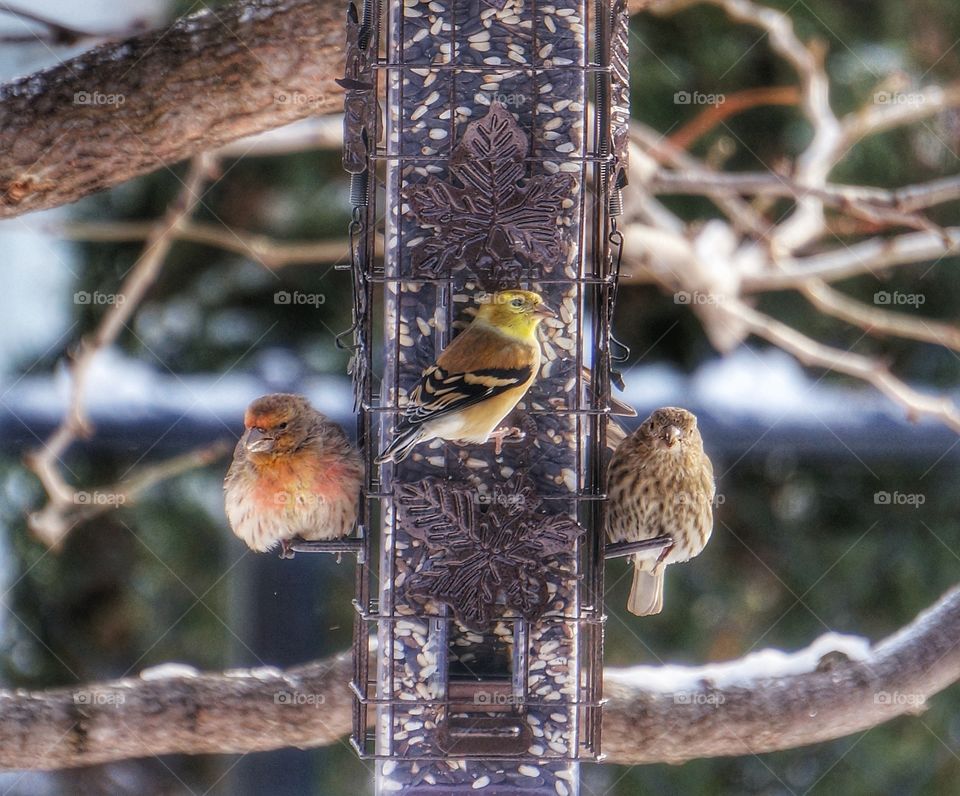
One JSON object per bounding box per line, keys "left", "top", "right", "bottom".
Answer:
{"left": 2, "top": 1, "right": 960, "bottom": 795}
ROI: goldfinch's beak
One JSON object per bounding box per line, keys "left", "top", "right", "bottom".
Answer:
{"left": 665, "top": 425, "right": 683, "bottom": 447}
{"left": 532, "top": 303, "right": 556, "bottom": 319}
{"left": 245, "top": 427, "right": 274, "bottom": 453}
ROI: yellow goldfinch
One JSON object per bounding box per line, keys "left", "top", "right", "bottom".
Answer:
{"left": 377, "top": 289, "right": 555, "bottom": 464}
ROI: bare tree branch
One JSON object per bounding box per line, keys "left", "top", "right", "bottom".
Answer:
{"left": 0, "top": 0, "right": 677, "bottom": 219}
{"left": 2, "top": 586, "right": 958, "bottom": 771}
{"left": 0, "top": 651, "right": 358, "bottom": 771}
{"left": 0, "top": 3, "right": 147, "bottom": 46}
{"left": 621, "top": 0, "right": 960, "bottom": 432}
{"left": 740, "top": 228, "right": 960, "bottom": 291}
{"left": 24, "top": 154, "right": 219, "bottom": 548}
{"left": 0, "top": 0, "right": 343, "bottom": 218}
{"left": 50, "top": 220, "right": 359, "bottom": 270}
{"left": 648, "top": 171, "right": 960, "bottom": 230}
{"left": 800, "top": 279, "right": 960, "bottom": 352}
{"left": 603, "top": 584, "right": 960, "bottom": 764}
{"left": 629, "top": 123, "right": 772, "bottom": 238}
{"left": 27, "top": 439, "right": 232, "bottom": 548}
{"left": 667, "top": 85, "right": 801, "bottom": 150}
{"left": 840, "top": 83, "right": 960, "bottom": 150}
{"left": 731, "top": 300, "right": 960, "bottom": 431}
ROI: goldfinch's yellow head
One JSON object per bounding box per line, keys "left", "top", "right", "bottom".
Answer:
{"left": 475, "top": 290, "right": 555, "bottom": 339}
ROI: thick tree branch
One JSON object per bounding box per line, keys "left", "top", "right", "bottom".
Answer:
{"left": 0, "top": 0, "right": 679, "bottom": 219}
{"left": 2, "top": 586, "right": 958, "bottom": 771}
{"left": 0, "top": 0, "right": 342, "bottom": 218}
{"left": 603, "top": 584, "right": 960, "bottom": 764}
{"left": 0, "top": 652, "right": 358, "bottom": 770}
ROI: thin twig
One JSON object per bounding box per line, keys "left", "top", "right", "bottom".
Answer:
{"left": 630, "top": 123, "right": 771, "bottom": 238}
{"left": 668, "top": 85, "right": 801, "bottom": 150}
{"left": 741, "top": 228, "right": 960, "bottom": 291}
{"left": 0, "top": 2, "right": 146, "bottom": 45}
{"left": 840, "top": 83, "right": 960, "bottom": 151}
{"left": 24, "top": 154, "right": 216, "bottom": 548}
{"left": 28, "top": 440, "right": 233, "bottom": 549}
{"left": 734, "top": 300, "right": 960, "bottom": 431}
{"left": 648, "top": 170, "right": 960, "bottom": 231}
{"left": 50, "top": 219, "right": 365, "bottom": 269}
{"left": 800, "top": 279, "right": 960, "bottom": 352}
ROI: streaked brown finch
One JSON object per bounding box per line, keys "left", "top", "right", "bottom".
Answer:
{"left": 606, "top": 406, "right": 715, "bottom": 616}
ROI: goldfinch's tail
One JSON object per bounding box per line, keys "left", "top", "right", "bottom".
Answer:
{"left": 376, "top": 426, "right": 425, "bottom": 464}
{"left": 627, "top": 565, "right": 665, "bottom": 616}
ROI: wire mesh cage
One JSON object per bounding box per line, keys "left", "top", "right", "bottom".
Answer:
{"left": 340, "top": 0, "right": 630, "bottom": 791}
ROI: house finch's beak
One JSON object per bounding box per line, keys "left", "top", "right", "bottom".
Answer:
{"left": 665, "top": 425, "right": 683, "bottom": 447}
{"left": 532, "top": 303, "right": 556, "bottom": 319}
{"left": 245, "top": 427, "right": 274, "bottom": 453}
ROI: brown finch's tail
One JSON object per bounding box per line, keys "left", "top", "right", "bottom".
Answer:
{"left": 628, "top": 565, "right": 664, "bottom": 616}
{"left": 376, "top": 425, "right": 425, "bottom": 464}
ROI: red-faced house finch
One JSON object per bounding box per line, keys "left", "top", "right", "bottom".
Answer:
{"left": 606, "top": 407, "right": 715, "bottom": 616}
{"left": 376, "top": 289, "right": 555, "bottom": 464}
{"left": 224, "top": 394, "right": 362, "bottom": 555}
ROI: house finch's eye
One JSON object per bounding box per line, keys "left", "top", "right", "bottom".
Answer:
{"left": 278, "top": 422, "right": 288, "bottom": 430}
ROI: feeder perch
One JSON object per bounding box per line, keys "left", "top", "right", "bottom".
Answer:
{"left": 340, "top": 0, "right": 630, "bottom": 792}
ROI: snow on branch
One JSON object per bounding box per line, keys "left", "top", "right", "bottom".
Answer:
{"left": 1, "top": 586, "right": 958, "bottom": 771}
{"left": 603, "top": 584, "right": 960, "bottom": 763}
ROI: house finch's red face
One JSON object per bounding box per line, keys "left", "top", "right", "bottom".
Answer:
{"left": 606, "top": 407, "right": 715, "bottom": 616}
{"left": 224, "top": 394, "right": 362, "bottom": 553}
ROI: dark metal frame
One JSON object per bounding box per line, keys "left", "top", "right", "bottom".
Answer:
{"left": 338, "top": 0, "right": 631, "bottom": 779}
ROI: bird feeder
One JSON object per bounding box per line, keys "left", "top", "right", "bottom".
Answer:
{"left": 339, "top": 0, "right": 630, "bottom": 792}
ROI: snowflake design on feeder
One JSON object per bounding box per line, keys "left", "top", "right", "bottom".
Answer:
{"left": 403, "top": 103, "right": 575, "bottom": 288}
{"left": 396, "top": 476, "right": 584, "bottom": 630}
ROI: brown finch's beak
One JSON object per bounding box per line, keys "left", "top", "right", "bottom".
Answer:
{"left": 665, "top": 425, "right": 683, "bottom": 447}
{"left": 532, "top": 303, "right": 556, "bottom": 319}
{"left": 245, "top": 427, "right": 274, "bottom": 453}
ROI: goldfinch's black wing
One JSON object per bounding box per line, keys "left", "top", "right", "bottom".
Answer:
{"left": 399, "top": 363, "right": 533, "bottom": 429}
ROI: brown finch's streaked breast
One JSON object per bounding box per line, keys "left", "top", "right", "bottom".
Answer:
{"left": 606, "top": 407, "right": 715, "bottom": 615}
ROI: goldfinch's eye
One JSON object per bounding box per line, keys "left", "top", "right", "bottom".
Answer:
{"left": 510, "top": 298, "right": 524, "bottom": 308}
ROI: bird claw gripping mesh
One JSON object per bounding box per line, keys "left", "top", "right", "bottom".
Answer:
{"left": 338, "top": 0, "right": 633, "bottom": 788}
